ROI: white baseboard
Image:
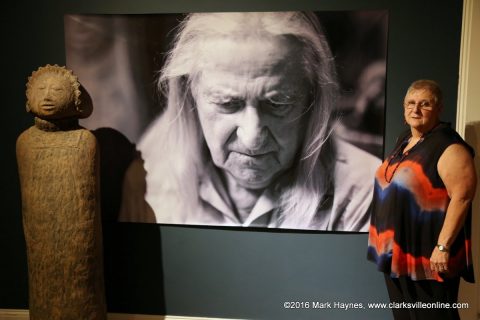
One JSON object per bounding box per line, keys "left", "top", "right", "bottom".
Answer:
{"left": 0, "top": 309, "right": 240, "bottom": 320}
{"left": 109, "top": 313, "right": 166, "bottom": 320}
{"left": 165, "top": 317, "right": 241, "bottom": 320}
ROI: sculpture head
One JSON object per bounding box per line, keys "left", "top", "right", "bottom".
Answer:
{"left": 26, "top": 64, "right": 92, "bottom": 120}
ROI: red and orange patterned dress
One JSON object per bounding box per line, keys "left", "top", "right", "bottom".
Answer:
{"left": 367, "top": 122, "right": 474, "bottom": 282}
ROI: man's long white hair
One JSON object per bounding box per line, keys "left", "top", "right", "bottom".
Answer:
{"left": 139, "top": 12, "right": 338, "bottom": 229}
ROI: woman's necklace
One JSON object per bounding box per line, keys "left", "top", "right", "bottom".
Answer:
{"left": 384, "top": 136, "right": 424, "bottom": 183}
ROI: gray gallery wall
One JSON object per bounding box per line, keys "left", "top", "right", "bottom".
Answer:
{"left": 1, "top": 0, "right": 463, "bottom": 319}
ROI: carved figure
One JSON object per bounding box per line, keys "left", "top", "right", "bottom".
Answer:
{"left": 16, "top": 65, "right": 106, "bottom": 320}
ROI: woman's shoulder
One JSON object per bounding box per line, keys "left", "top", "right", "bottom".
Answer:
{"left": 433, "top": 123, "right": 474, "bottom": 156}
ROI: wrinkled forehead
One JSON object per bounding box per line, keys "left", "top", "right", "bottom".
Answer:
{"left": 193, "top": 35, "right": 307, "bottom": 78}
{"left": 190, "top": 35, "right": 311, "bottom": 96}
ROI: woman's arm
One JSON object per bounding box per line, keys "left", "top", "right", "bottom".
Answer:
{"left": 430, "top": 143, "right": 476, "bottom": 273}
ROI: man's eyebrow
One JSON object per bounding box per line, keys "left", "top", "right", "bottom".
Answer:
{"left": 202, "top": 87, "right": 241, "bottom": 98}
{"left": 264, "top": 90, "right": 303, "bottom": 101}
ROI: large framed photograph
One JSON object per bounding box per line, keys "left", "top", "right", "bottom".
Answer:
{"left": 65, "top": 11, "right": 388, "bottom": 231}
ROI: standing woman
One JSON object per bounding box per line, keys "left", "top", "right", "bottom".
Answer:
{"left": 367, "top": 80, "right": 476, "bottom": 320}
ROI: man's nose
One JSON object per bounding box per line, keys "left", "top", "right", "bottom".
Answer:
{"left": 236, "top": 106, "right": 268, "bottom": 151}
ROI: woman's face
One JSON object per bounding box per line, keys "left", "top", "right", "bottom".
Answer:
{"left": 403, "top": 89, "right": 442, "bottom": 134}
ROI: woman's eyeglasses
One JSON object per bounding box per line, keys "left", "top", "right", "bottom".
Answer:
{"left": 404, "top": 100, "right": 434, "bottom": 111}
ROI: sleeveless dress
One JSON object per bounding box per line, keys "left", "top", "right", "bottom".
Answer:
{"left": 367, "top": 122, "right": 474, "bottom": 283}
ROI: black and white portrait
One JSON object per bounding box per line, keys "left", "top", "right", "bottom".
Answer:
{"left": 65, "top": 11, "right": 388, "bottom": 231}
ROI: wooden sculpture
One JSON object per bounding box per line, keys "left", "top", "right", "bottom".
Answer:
{"left": 16, "top": 65, "right": 107, "bottom": 319}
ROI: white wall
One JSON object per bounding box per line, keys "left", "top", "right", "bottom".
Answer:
{"left": 457, "top": 1, "right": 480, "bottom": 319}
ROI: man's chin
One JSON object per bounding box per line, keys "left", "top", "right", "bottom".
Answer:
{"left": 228, "top": 171, "right": 275, "bottom": 190}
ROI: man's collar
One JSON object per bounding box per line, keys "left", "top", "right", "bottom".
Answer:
{"left": 198, "top": 162, "right": 280, "bottom": 227}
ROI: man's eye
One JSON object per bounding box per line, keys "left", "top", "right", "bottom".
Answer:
{"left": 263, "top": 100, "right": 293, "bottom": 116}
{"left": 212, "top": 99, "right": 244, "bottom": 113}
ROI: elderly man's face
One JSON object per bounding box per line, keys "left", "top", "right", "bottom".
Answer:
{"left": 192, "top": 36, "right": 311, "bottom": 189}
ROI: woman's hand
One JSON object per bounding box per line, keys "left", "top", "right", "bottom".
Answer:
{"left": 430, "top": 246, "right": 450, "bottom": 273}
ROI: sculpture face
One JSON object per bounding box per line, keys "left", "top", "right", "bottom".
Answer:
{"left": 28, "top": 72, "right": 75, "bottom": 119}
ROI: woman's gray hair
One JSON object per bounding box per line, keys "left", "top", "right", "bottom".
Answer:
{"left": 139, "top": 12, "right": 339, "bottom": 229}
{"left": 405, "top": 79, "right": 443, "bottom": 108}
